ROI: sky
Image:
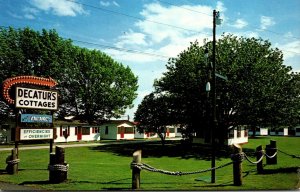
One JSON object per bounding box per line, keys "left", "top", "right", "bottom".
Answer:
{"left": 1, "top": 0, "right": 300, "bottom": 120}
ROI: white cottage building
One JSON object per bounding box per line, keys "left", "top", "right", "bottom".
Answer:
{"left": 54, "top": 120, "right": 100, "bottom": 143}
{"left": 226, "top": 126, "right": 248, "bottom": 145}
{"left": 248, "top": 127, "right": 268, "bottom": 136}
{"left": 100, "top": 120, "right": 135, "bottom": 140}
{"left": 193, "top": 125, "right": 248, "bottom": 146}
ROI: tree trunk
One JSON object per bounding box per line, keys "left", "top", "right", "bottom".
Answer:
{"left": 158, "top": 133, "right": 165, "bottom": 147}
{"left": 251, "top": 125, "right": 256, "bottom": 137}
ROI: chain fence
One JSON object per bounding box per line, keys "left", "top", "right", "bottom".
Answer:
{"left": 131, "top": 148, "right": 281, "bottom": 176}
{"left": 131, "top": 161, "right": 233, "bottom": 176}
{"left": 6, "top": 158, "right": 20, "bottom": 165}
{"left": 278, "top": 149, "right": 300, "bottom": 159}
{"left": 241, "top": 150, "right": 279, "bottom": 165}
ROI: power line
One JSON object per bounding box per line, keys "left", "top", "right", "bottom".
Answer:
{"left": 157, "top": 0, "right": 300, "bottom": 41}
{"left": 156, "top": 0, "right": 212, "bottom": 17}
{"left": 0, "top": 25, "right": 171, "bottom": 60}
{"left": 1, "top": 25, "right": 299, "bottom": 58}
{"left": 66, "top": 0, "right": 300, "bottom": 42}
{"left": 65, "top": 0, "right": 204, "bottom": 35}
{"left": 71, "top": 39, "right": 170, "bottom": 59}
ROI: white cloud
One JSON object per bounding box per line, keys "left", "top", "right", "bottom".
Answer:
{"left": 284, "top": 32, "right": 294, "bottom": 38}
{"left": 112, "top": 1, "right": 120, "bottom": 7}
{"left": 226, "top": 30, "right": 259, "bottom": 39}
{"left": 136, "top": 3, "right": 212, "bottom": 43}
{"left": 216, "top": 1, "right": 226, "bottom": 12}
{"left": 260, "top": 16, "right": 276, "bottom": 30}
{"left": 231, "top": 18, "right": 248, "bottom": 29}
{"left": 116, "top": 30, "right": 148, "bottom": 48}
{"left": 23, "top": 7, "right": 39, "bottom": 19}
{"left": 7, "top": 11, "right": 23, "bottom": 19}
{"left": 106, "top": 2, "right": 224, "bottom": 118}
{"left": 277, "top": 41, "right": 300, "bottom": 59}
{"left": 104, "top": 48, "right": 167, "bottom": 63}
{"left": 102, "top": 2, "right": 214, "bottom": 64}
{"left": 100, "top": 1, "right": 110, "bottom": 7}
{"left": 100, "top": 1, "right": 119, "bottom": 7}
{"left": 24, "top": 14, "right": 35, "bottom": 19}
{"left": 30, "top": 0, "right": 86, "bottom": 16}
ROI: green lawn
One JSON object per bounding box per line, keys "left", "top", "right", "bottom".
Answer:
{"left": 0, "top": 136, "right": 299, "bottom": 190}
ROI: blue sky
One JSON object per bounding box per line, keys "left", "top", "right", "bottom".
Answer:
{"left": 1, "top": 0, "right": 300, "bottom": 119}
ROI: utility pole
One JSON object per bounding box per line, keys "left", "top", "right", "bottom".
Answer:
{"left": 211, "top": 9, "right": 219, "bottom": 184}
{"left": 211, "top": 9, "right": 216, "bottom": 184}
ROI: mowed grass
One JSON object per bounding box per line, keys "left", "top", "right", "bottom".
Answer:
{"left": 0, "top": 136, "right": 299, "bottom": 190}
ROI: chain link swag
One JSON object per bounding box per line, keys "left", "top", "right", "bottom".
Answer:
{"left": 131, "top": 161, "right": 233, "bottom": 176}
{"left": 6, "top": 159, "right": 20, "bottom": 165}
{"left": 278, "top": 149, "right": 300, "bottom": 159}
{"left": 130, "top": 149, "right": 280, "bottom": 176}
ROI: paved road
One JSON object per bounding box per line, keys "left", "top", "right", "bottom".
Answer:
{"left": 0, "top": 138, "right": 181, "bottom": 151}
{"left": 0, "top": 142, "right": 102, "bottom": 151}
{"left": 0, "top": 181, "right": 44, "bottom": 191}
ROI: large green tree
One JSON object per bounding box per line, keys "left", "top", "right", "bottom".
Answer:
{"left": 0, "top": 27, "right": 138, "bottom": 123}
{"left": 134, "top": 93, "right": 177, "bottom": 145}
{"left": 59, "top": 47, "right": 138, "bottom": 122}
{"left": 136, "top": 34, "right": 300, "bottom": 144}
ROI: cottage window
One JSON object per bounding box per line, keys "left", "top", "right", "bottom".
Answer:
{"left": 228, "top": 129, "right": 234, "bottom": 138}
{"left": 168, "top": 128, "right": 175, "bottom": 133}
{"left": 118, "top": 127, "right": 124, "bottom": 134}
{"left": 125, "top": 127, "right": 134, "bottom": 133}
{"left": 105, "top": 126, "right": 108, "bottom": 134}
{"left": 244, "top": 129, "right": 248, "bottom": 137}
{"left": 94, "top": 127, "right": 100, "bottom": 133}
{"left": 237, "top": 126, "right": 241, "bottom": 138}
{"left": 60, "top": 125, "right": 63, "bottom": 136}
{"left": 82, "top": 127, "right": 90, "bottom": 135}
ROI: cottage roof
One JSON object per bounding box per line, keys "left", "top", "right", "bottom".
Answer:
{"left": 117, "top": 123, "right": 133, "bottom": 128}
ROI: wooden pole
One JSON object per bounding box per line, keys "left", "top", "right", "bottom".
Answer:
{"left": 232, "top": 144, "right": 242, "bottom": 186}
{"left": 265, "top": 140, "right": 277, "bottom": 165}
{"left": 6, "top": 148, "right": 18, "bottom": 174}
{"left": 256, "top": 145, "right": 263, "bottom": 173}
{"left": 270, "top": 140, "right": 277, "bottom": 164}
{"left": 132, "top": 150, "right": 141, "bottom": 190}
{"left": 12, "top": 148, "right": 18, "bottom": 174}
{"left": 265, "top": 144, "right": 271, "bottom": 165}
{"left": 49, "top": 146, "right": 67, "bottom": 183}
{"left": 211, "top": 9, "right": 217, "bottom": 184}
{"left": 50, "top": 139, "right": 53, "bottom": 153}
{"left": 50, "top": 111, "right": 54, "bottom": 153}
{"left": 49, "top": 152, "right": 56, "bottom": 182}
{"left": 56, "top": 146, "right": 67, "bottom": 183}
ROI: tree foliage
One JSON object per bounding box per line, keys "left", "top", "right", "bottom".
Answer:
{"left": 0, "top": 27, "right": 138, "bottom": 123}
{"left": 134, "top": 93, "right": 176, "bottom": 145}
{"left": 135, "top": 34, "right": 300, "bottom": 143}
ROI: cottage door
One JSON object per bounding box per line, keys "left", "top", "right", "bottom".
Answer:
{"left": 120, "top": 127, "right": 125, "bottom": 138}
{"left": 77, "top": 127, "right": 82, "bottom": 141}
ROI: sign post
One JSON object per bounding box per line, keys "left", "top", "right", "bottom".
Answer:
{"left": 2, "top": 75, "right": 58, "bottom": 174}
